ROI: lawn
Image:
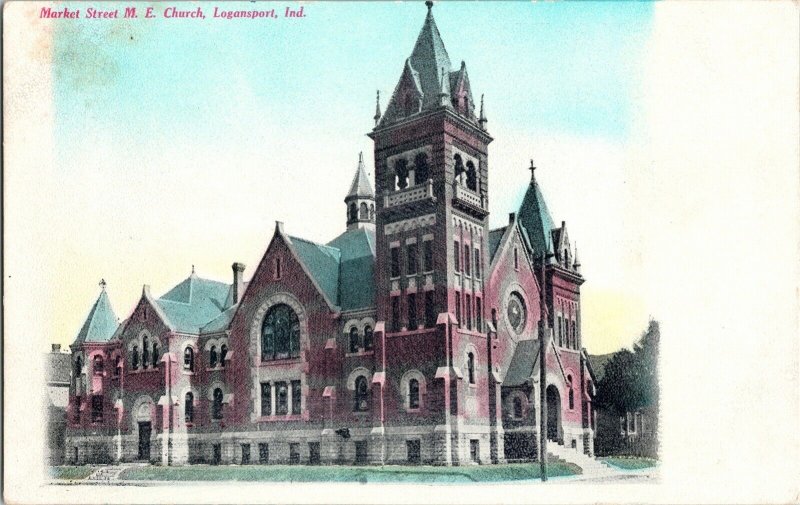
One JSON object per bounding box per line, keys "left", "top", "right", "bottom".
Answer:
{"left": 119, "top": 462, "right": 580, "bottom": 483}
{"left": 599, "top": 456, "right": 658, "bottom": 470}
{"left": 49, "top": 466, "right": 95, "bottom": 480}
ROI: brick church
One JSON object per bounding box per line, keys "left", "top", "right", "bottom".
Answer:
{"left": 64, "top": 3, "right": 596, "bottom": 466}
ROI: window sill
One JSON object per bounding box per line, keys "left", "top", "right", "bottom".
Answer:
{"left": 345, "top": 350, "right": 374, "bottom": 357}
{"left": 257, "top": 414, "right": 302, "bottom": 422}
{"left": 128, "top": 368, "right": 159, "bottom": 375}
{"left": 205, "top": 366, "right": 227, "bottom": 372}
{"left": 258, "top": 358, "right": 302, "bottom": 367}
{"left": 405, "top": 407, "right": 422, "bottom": 414}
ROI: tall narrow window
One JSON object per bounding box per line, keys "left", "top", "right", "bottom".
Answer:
{"left": 409, "top": 378, "right": 420, "bottom": 409}
{"left": 91, "top": 395, "right": 103, "bottom": 423}
{"left": 275, "top": 258, "right": 282, "bottom": 280}
{"left": 463, "top": 244, "right": 471, "bottom": 276}
{"left": 220, "top": 344, "right": 228, "bottom": 367}
{"left": 513, "top": 397, "right": 523, "bottom": 419}
{"left": 113, "top": 356, "right": 121, "bottom": 377}
{"left": 407, "top": 293, "right": 417, "bottom": 329}
{"left": 423, "top": 240, "right": 433, "bottom": 272}
{"left": 390, "top": 246, "right": 401, "bottom": 278}
{"left": 359, "top": 202, "right": 369, "bottom": 220}
{"left": 349, "top": 326, "right": 360, "bottom": 353}
{"left": 391, "top": 296, "right": 401, "bottom": 332}
{"left": 363, "top": 325, "right": 373, "bottom": 351}
{"left": 407, "top": 243, "right": 418, "bottom": 275}
{"left": 414, "top": 153, "right": 429, "bottom": 183}
{"left": 291, "top": 380, "right": 301, "bottom": 415}
{"left": 74, "top": 397, "right": 81, "bottom": 423}
{"left": 557, "top": 316, "right": 563, "bottom": 347}
{"left": 466, "top": 161, "right": 477, "bottom": 191}
{"left": 185, "top": 392, "right": 194, "bottom": 423}
{"left": 276, "top": 382, "right": 289, "bottom": 415}
{"left": 354, "top": 376, "right": 369, "bottom": 412}
{"left": 467, "top": 353, "right": 475, "bottom": 384}
{"left": 212, "top": 388, "right": 224, "bottom": 420}
{"left": 348, "top": 202, "right": 357, "bottom": 222}
{"left": 474, "top": 249, "right": 481, "bottom": 279}
{"left": 209, "top": 346, "right": 218, "bottom": 368}
{"left": 142, "top": 337, "right": 150, "bottom": 369}
{"left": 260, "top": 382, "right": 272, "bottom": 416}
{"left": 567, "top": 375, "right": 574, "bottom": 410}
{"left": 465, "top": 294, "right": 472, "bottom": 330}
{"left": 424, "top": 291, "right": 436, "bottom": 328}
{"left": 514, "top": 248, "right": 519, "bottom": 270}
{"left": 476, "top": 297, "right": 483, "bottom": 332}
{"left": 151, "top": 342, "right": 158, "bottom": 368}
{"left": 455, "top": 291, "right": 461, "bottom": 327}
{"left": 93, "top": 355, "right": 103, "bottom": 375}
{"left": 454, "top": 154, "right": 465, "bottom": 183}
{"left": 395, "top": 159, "right": 409, "bottom": 189}
{"left": 132, "top": 346, "right": 139, "bottom": 370}
{"left": 454, "top": 241, "right": 461, "bottom": 272}
{"left": 261, "top": 304, "right": 300, "bottom": 361}
{"left": 184, "top": 347, "right": 194, "bottom": 372}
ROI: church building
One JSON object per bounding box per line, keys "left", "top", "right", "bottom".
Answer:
{"left": 64, "top": 2, "right": 596, "bottom": 466}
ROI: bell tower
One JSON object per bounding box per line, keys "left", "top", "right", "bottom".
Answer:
{"left": 369, "top": 0, "right": 492, "bottom": 340}
{"left": 344, "top": 152, "right": 376, "bottom": 231}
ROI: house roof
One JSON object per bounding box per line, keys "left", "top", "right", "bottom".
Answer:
{"left": 346, "top": 153, "right": 375, "bottom": 200}
{"left": 73, "top": 289, "right": 119, "bottom": 345}
{"left": 155, "top": 273, "right": 231, "bottom": 334}
{"left": 200, "top": 305, "right": 238, "bottom": 334}
{"left": 503, "top": 339, "right": 541, "bottom": 387}
{"left": 488, "top": 226, "right": 507, "bottom": 262}
{"left": 517, "top": 176, "right": 556, "bottom": 259}
{"left": 288, "top": 235, "right": 342, "bottom": 306}
{"left": 328, "top": 227, "right": 376, "bottom": 311}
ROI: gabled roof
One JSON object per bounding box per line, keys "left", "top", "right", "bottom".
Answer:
{"left": 328, "top": 227, "right": 376, "bottom": 311}
{"left": 155, "top": 273, "right": 231, "bottom": 334}
{"left": 73, "top": 289, "right": 119, "bottom": 345}
{"left": 488, "top": 226, "right": 508, "bottom": 263}
{"left": 517, "top": 176, "right": 556, "bottom": 259}
{"left": 346, "top": 153, "right": 375, "bottom": 200}
{"left": 503, "top": 339, "right": 540, "bottom": 387}
{"left": 288, "top": 235, "right": 342, "bottom": 307}
{"left": 200, "top": 305, "right": 238, "bottom": 334}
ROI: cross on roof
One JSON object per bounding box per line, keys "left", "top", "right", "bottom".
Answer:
{"left": 529, "top": 159, "right": 537, "bottom": 181}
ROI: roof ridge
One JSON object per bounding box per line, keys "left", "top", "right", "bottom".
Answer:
{"left": 289, "top": 235, "right": 342, "bottom": 254}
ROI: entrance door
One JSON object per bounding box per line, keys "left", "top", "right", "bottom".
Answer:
{"left": 137, "top": 422, "right": 151, "bottom": 460}
{"left": 546, "top": 385, "right": 561, "bottom": 443}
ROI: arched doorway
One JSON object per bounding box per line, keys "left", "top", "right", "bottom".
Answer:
{"left": 133, "top": 399, "right": 154, "bottom": 461}
{"left": 546, "top": 385, "right": 562, "bottom": 443}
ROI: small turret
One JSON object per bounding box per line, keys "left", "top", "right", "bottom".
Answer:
{"left": 344, "top": 152, "right": 376, "bottom": 231}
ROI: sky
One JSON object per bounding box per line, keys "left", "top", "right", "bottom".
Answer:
{"left": 39, "top": 1, "right": 654, "bottom": 355}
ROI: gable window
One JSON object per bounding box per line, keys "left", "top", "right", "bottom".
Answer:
{"left": 91, "top": 395, "right": 103, "bottom": 423}
{"left": 513, "top": 397, "right": 523, "bottom": 419}
{"left": 463, "top": 244, "right": 471, "bottom": 276}
{"left": 261, "top": 304, "right": 301, "bottom": 361}
{"left": 276, "top": 382, "right": 289, "bottom": 415}
{"left": 407, "top": 293, "right": 417, "bottom": 330}
{"left": 467, "top": 352, "right": 476, "bottom": 384}
{"left": 275, "top": 258, "right": 282, "bottom": 280}
{"left": 131, "top": 346, "right": 139, "bottom": 370}
{"left": 514, "top": 248, "right": 519, "bottom": 270}
{"left": 184, "top": 347, "right": 194, "bottom": 372}
{"left": 212, "top": 388, "right": 224, "bottom": 420}
{"left": 260, "top": 382, "right": 272, "bottom": 416}
{"left": 354, "top": 376, "right": 369, "bottom": 412}
{"left": 414, "top": 153, "right": 429, "bottom": 183}
{"left": 407, "top": 243, "right": 418, "bottom": 275}
{"left": 209, "top": 346, "right": 218, "bottom": 368}
{"left": 454, "top": 241, "right": 461, "bottom": 272}
{"left": 423, "top": 240, "right": 433, "bottom": 272}
{"left": 476, "top": 297, "right": 483, "bottom": 332}
{"left": 391, "top": 296, "right": 401, "bottom": 332}
{"left": 424, "top": 291, "right": 436, "bottom": 328}
{"left": 474, "top": 249, "right": 481, "bottom": 279}
{"left": 349, "top": 327, "right": 360, "bottom": 353}
{"left": 409, "top": 378, "right": 420, "bottom": 409}
{"left": 363, "top": 325, "right": 374, "bottom": 351}
{"left": 390, "top": 246, "right": 401, "bottom": 278}
{"left": 93, "top": 355, "right": 103, "bottom": 375}
{"left": 142, "top": 337, "right": 150, "bottom": 369}
{"left": 185, "top": 392, "right": 194, "bottom": 423}
{"left": 220, "top": 344, "right": 228, "bottom": 367}
{"left": 291, "top": 380, "right": 301, "bottom": 415}
{"left": 151, "top": 342, "right": 158, "bottom": 368}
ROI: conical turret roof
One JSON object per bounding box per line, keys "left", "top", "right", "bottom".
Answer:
{"left": 73, "top": 286, "right": 119, "bottom": 345}
{"left": 346, "top": 152, "right": 375, "bottom": 200}
{"left": 517, "top": 174, "right": 556, "bottom": 258}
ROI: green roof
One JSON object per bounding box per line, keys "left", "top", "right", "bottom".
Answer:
{"left": 201, "top": 305, "right": 238, "bottom": 334}
{"left": 155, "top": 274, "right": 231, "bottom": 334}
{"left": 73, "top": 289, "right": 119, "bottom": 345}
{"left": 488, "top": 226, "right": 507, "bottom": 262}
{"left": 288, "top": 235, "right": 342, "bottom": 307}
{"left": 328, "top": 227, "right": 376, "bottom": 311}
{"left": 517, "top": 178, "right": 556, "bottom": 258}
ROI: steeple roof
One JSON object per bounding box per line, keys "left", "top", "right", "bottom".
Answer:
{"left": 517, "top": 174, "right": 556, "bottom": 258}
{"left": 346, "top": 152, "right": 375, "bottom": 200}
{"left": 408, "top": 3, "right": 452, "bottom": 111}
{"left": 73, "top": 286, "right": 119, "bottom": 345}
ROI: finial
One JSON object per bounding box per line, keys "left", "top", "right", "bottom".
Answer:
{"left": 99, "top": 278, "right": 107, "bottom": 291}
{"left": 529, "top": 159, "right": 537, "bottom": 182}
{"left": 373, "top": 90, "right": 381, "bottom": 126}
{"left": 191, "top": 264, "right": 195, "bottom": 275}
{"left": 479, "top": 94, "right": 487, "bottom": 129}
{"left": 426, "top": 1, "right": 433, "bottom": 13}
{"left": 359, "top": 151, "right": 363, "bottom": 163}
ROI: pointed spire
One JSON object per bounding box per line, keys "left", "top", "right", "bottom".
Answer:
{"left": 373, "top": 90, "right": 382, "bottom": 126}
{"left": 479, "top": 94, "right": 487, "bottom": 130}
{"left": 73, "top": 283, "right": 119, "bottom": 345}
{"left": 518, "top": 158, "right": 556, "bottom": 259}
{"left": 438, "top": 66, "right": 450, "bottom": 106}
{"left": 573, "top": 243, "right": 581, "bottom": 273}
{"left": 346, "top": 151, "right": 375, "bottom": 200}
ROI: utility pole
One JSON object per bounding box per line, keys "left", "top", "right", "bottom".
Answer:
{"left": 538, "top": 252, "right": 550, "bottom": 481}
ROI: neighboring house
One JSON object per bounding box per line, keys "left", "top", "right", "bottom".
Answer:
{"left": 46, "top": 344, "right": 71, "bottom": 465}
{"left": 63, "top": 3, "right": 595, "bottom": 466}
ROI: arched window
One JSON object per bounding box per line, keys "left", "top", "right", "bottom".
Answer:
{"left": 349, "top": 326, "right": 359, "bottom": 353}
{"left": 113, "top": 356, "right": 121, "bottom": 377}
{"left": 185, "top": 392, "right": 194, "bottom": 423}
{"left": 363, "top": 325, "right": 373, "bottom": 351}
{"left": 209, "top": 346, "right": 218, "bottom": 368}
{"left": 454, "top": 154, "right": 465, "bottom": 183}
{"left": 354, "top": 376, "right": 369, "bottom": 412}
{"left": 467, "top": 352, "right": 475, "bottom": 384}
{"left": 409, "top": 378, "right": 420, "bottom": 409}
{"left": 395, "top": 159, "right": 409, "bottom": 189}
{"left": 348, "top": 202, "right": 357, "bottom": 222}
{"left": 359, "top": 202, "right": 369, "bottom": 220}
{"left": 567, "top": 375, "right": 575, "bottom": 410}
{"left": 131, "top": 346, "right": 139, "bottom": 370}
{"left": 212, "top": 388, "right": 224, "bottom": 420}
{"left": 93, "top": 355, "right": 103, "bottom": 375}
{"left": 513, "top": 397, "right": 523, "bottom": 419}
{"left": 261, "top": 304, "right": 301, "bottom": 361}
{"left": 220, "top": 344, "right": 228, "bottom": 367}
{"left": 184, "top": 347, "right": 194, "bottom": 372}
{"left": 151, "top": 342, "right": 158, "bottom": 368}
{"left": 142, "top": 336, "right": 149, "bottom": 369}
{"left": 465, "top": 161, "right": 477, "bottom": 191}
{"left": 414, "top": 153, "right": 429, "bottom": 183}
